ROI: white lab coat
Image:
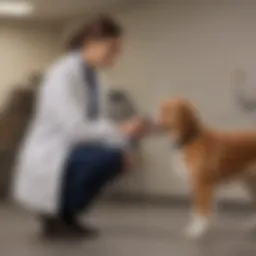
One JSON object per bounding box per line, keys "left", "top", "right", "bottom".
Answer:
{"left": 12, "top": 52, "right": 126, "bottom": 215}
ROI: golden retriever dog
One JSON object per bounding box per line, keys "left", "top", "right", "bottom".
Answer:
{"left": 158, "top": 98, "right": 256, "bottom": 239}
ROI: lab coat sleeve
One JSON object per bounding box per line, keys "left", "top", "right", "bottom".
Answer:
{"left": 40, "top": 67, "right": 128, "bottom": 148}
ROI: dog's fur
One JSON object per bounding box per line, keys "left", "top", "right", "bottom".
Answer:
{"left": 158, "top": 98, "right": 256, "bottom": 239}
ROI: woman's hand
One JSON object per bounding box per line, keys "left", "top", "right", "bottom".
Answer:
{"left": 119, "top": 117, "right": 150, "bottom": 140}
{"left": 119, "top": 117, "right": 150, "bottom": 170}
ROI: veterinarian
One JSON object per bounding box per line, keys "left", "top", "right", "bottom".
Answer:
{"left": 13, "top": 15, "right": 148, "bottom": 238}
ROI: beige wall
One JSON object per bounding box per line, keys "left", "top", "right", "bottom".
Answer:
{"left": 104, "top": 1, "right": 256, "bottom": 201}
{"left": 0, "top": 21, "right": 63, "bottom": 111}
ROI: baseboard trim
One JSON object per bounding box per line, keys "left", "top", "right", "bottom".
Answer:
{"left": 103, "top": 193, "right": 253, "bottom": 213}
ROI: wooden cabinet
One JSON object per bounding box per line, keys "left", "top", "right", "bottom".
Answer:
{"left": 0, "top": 89, "right": 36, "bottom": 198}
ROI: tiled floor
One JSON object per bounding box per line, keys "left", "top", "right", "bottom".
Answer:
{"left": 0, "top": 202, "right": 256, "bottom": 256}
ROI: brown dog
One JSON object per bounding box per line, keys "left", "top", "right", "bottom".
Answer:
{"left": 158, "top": 98, "right": 256, "bottom": 239}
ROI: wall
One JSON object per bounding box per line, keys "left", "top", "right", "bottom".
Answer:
{"left": 104, "top": 0, "right": 256, "bottom": 201}
{"left": 0, "top": 21, "right": 63, "bottom": 111}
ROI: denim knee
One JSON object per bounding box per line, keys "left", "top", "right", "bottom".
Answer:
{"left": 106, "top": 148, "right": 123, "bottom": 166}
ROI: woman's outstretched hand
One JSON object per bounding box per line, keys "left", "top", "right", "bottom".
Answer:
{"left": 119, "top": 117, "right": 150, "bottom": 140}
{"left": 119, "top": 117, "right": 151, "bottom": 170}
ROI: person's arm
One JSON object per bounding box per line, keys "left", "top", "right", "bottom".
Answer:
{"left": 40, "top": 68, "right": 128, "bottom": 148}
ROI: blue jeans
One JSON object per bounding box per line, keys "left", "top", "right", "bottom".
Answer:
{"left": 60, "top": 145, "right": 124, "bottom": 221}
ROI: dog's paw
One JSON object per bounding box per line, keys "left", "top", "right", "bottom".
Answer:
{"left": 185, "top": 224, "right": 207, "bottom": 240}
{"left": 184, "top": 217, "right": 209, "bottom": 240}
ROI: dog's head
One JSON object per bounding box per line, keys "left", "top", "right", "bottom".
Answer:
{"left": 158, "top": 98, "right": 202, "bottom": 145}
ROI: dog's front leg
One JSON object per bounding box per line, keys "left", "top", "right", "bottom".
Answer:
{"left": 186, "top": 180, "right": 214, "bottom": 240}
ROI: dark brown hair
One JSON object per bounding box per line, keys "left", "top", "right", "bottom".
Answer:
{"left": 67, "top": 15, "right": 123, "bottom": 51}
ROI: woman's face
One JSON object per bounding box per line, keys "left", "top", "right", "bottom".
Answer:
{"left": 85, "top": 37, "right": 122, "bottom": 68}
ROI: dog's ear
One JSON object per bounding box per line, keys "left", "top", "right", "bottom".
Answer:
{"left": 179, "top": 103, "right": 201, "bottom": 142}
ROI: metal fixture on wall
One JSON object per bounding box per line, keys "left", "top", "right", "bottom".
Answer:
{"left": 107, "top": 89, "right": 137, "bottom": 123}
{"left": 233, "top": 69, "right": 256, "bottom": 117}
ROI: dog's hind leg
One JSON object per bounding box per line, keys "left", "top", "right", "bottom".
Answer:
{"left": 244, "top": 173, "right": 256, "bottom": 200}
{"left": 242, "top": 171, "right": 256, "bottom": 232}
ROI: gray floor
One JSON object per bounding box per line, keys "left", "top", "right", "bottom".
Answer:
{"left": 0, "top": 202, "right": 256, "bottom": 256}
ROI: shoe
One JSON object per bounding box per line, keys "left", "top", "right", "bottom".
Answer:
{"left": 67, "top": 219, "right": 99, "bottom": 238}
{"left": 41, "top": 216, "right": 71, "bottom": 238}
{"left": 41, "top": 215, "right": 99, "bottom": 239}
